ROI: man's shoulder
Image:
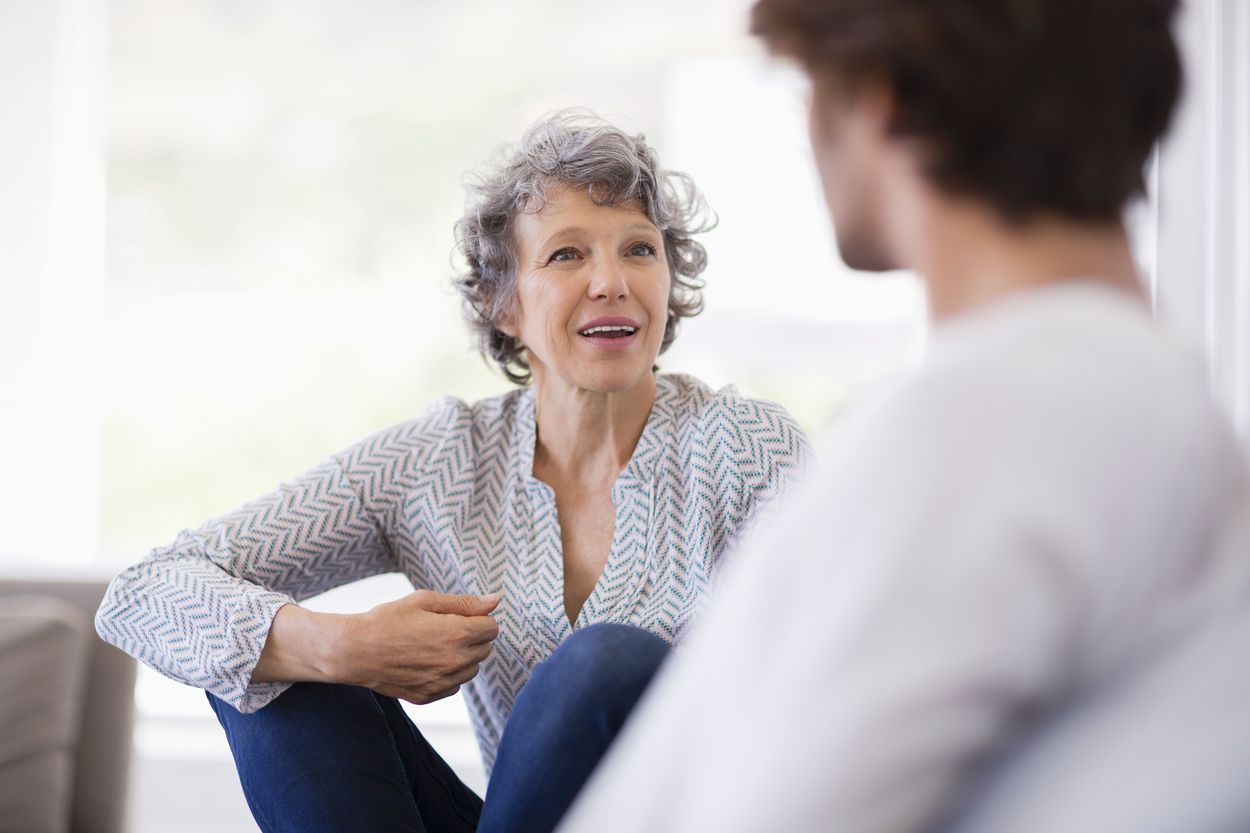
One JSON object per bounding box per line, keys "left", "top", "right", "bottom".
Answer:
{"left": 913, "top": 287, "right": 1200, "bottom": 423}
{"left": 836, "top": 285, "right": 1240, "bottom": 500}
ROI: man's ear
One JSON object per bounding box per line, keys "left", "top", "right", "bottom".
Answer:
{"left": 810, "top": 72, "right": 900, "bottom": 131}
{"left": 856, "top": 77, "right": 896, "bottom": 140}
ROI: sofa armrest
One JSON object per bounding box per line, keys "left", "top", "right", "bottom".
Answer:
{"left": 0, "top": 578, "right": 137, "bottom": 833}
{"left": 0, "top": 595, "right": 92, "bottom": 833}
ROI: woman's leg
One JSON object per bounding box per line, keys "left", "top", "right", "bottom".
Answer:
{"left": 476, "top": 623, "right": 670, "bottom": 833}
{"left": 208, "top": 682, "right": 482, "bottom": 833}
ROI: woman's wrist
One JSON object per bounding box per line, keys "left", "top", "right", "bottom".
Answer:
{"left": 251, "top": 604, "right": 356, "bottom": 686}
{"left": 317, "top": 610, "right": 360, "bottom": 684}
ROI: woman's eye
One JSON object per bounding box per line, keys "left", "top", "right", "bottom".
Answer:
{"left": 548, "top": 248, "right": 579, "bottom": 263}
{"left": 628, "top": 242, "right": 658, "bottom": 257}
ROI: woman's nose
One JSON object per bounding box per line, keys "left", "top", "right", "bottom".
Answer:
{"left": 588, "top": 258, "right": 629, "bottom": 300}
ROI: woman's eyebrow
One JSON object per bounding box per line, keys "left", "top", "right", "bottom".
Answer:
{"left": 534, "top": 227, "right": 588, "bottom": 253}
{"left": 534, "top": 223, "right": 659, "bottom": 254}
{"left": 624, "top": 222, "right": 661, "bottom": 236}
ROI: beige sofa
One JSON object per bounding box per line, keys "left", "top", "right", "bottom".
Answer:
{"left": 0, "top": 579, "right": 136, "bottom": 833}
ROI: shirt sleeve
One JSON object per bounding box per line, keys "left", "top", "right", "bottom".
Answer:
{"left": 95, "top": 445, "right": 402, "bottom": 714}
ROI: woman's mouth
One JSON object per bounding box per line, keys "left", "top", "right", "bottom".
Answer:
{"left": 577, "top": 320, "right": 640, "bottom": 351}
{"left": 579, "top": 325, "right": 637, "bottom": 339}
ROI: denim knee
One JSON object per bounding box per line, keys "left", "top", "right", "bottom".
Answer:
{"left": 206, "top": 682, "right": 381, "bottom": 752}
{"left": 535, "top": 623, "right": 669, "bottom": 695}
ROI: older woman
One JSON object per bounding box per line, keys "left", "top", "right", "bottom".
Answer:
{"left": 96, "top": 110, "right": 811, "bottom": 833}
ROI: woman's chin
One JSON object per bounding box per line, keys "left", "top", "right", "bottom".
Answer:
{"left": 565, "top": 362, "right": 656, "bottom": 396}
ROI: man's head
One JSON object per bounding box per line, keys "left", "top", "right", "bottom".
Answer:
{"left": 751, "top": 0, "right": 1182, "bottom": 272}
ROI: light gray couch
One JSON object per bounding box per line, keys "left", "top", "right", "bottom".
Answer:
{"left": 0, "top": 579, "right": 136, "bottom": 833}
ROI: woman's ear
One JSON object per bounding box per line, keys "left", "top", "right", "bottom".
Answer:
{"left": 496, "top": 300, "right": 519, "bottom": 338}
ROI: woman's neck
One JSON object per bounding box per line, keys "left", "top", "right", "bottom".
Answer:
{"left": 531, "top": 371, "right": 657, "bottom": 486}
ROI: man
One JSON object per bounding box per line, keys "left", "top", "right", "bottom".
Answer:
{"left": 557, "top": 1, "right": 1250, "bottom": 831}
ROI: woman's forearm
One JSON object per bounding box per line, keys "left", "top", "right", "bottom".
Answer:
{"left": 249, "top": 591, "right": 500, "bottom": 703}
{"left": 250, "top": 603, "right": 353, "bottom": 685}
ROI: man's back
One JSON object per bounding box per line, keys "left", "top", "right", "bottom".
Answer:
{"left": 558, "top": 281, "right": 1250, "bottom": 833}
{"left": 556, "top": 2, "right": 1244, "bottom": 829}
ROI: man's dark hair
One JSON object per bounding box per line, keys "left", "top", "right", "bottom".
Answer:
{"left": 751, "top": 0, "right": 1182, "bottom": 222}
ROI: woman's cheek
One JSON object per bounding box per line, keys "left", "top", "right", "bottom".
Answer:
{"left": 651, "top": 276, "right": 671, "bottom": 346}
{"left": 544, "top": 308, "right": 567, "bottom": 354}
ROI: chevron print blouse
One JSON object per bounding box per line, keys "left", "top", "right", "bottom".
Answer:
{"left": 96, "top": 373, "right": 812, "bottom": 773}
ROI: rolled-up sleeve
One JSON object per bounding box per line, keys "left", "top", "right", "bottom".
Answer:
{"left": 95, "top": 454, "right": 397, "bottom": 713}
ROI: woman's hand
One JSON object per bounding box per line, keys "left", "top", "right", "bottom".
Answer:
{"left": 339, "top": 590, "right": 501, "bottom": 704}
{"left": 251, "top": 590, "right": 500, "bottom": 705}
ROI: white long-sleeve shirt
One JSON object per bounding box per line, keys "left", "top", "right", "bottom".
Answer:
{"left": 558, "top": 282, "right": 1250, "bottom": 833}
{"left": 94, "top": 373, "right": 812, "bottom": 773}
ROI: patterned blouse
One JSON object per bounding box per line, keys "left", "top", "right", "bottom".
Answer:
{"left": 95, "top": 373, "right": 812, "bottom": 773}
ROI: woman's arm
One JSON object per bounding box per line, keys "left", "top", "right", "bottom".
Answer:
{"left": 251, "top": 590, "right": 499, "bottom": 705}
{"left": 97, "top": 402, "right": 505, "bottom": 710}
{"left": 95, "top": 453, "right": 399, "bottom": 712}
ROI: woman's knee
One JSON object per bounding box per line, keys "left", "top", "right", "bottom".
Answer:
{"left": 537, "top": 623, "right": 669, "bottom": 695}
{"left": 207, "top": 682, "right": 383, "bottom": 753}
{"left": 205, "top": 683, "right": 451, "bottom": 833}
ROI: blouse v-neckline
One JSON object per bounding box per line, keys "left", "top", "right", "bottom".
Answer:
{"left": 516, "top": 378, "right": 674, "bottom": 639}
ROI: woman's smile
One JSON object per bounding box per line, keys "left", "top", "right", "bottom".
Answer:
{"left": 576, "top": 316, "right": 641, "bottom": 351}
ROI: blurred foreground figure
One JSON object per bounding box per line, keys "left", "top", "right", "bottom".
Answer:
{"left": 559, "top": 2, "right": 1250, "bottom": 832}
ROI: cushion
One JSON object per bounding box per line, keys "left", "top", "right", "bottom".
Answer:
{"left": 0, "top": 595, "right": 91, "bottom": 833}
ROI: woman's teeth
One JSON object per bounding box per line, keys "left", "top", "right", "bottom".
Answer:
{"left": 580, "top": 326, "right": 637, "bottom": 337}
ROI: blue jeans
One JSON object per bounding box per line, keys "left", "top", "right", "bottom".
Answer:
{"left": 209, "top": 623, "right": 669, "bottom": 833}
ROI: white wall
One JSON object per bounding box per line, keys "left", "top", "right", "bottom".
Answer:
{"left": 0, "top": 0, "right": 106, "bottom": 566}
{"left": 1153, "top": 0, "right": 1250, "bottom": 454}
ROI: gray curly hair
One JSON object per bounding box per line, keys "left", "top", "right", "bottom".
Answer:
{"left": 453, "top": 109, "right": 715, "bottom": 384}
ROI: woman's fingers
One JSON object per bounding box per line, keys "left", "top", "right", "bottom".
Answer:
{"left": 467, "top": 641, "right": 494, "bottom": 665}
{"left": 460, "top": 613, "right": 501, "bottom": 646}
{"left": 352, "top": 589, "right": 500, "bottom": 703}
{"left": 395, "top": 661, "right": 482, "bottom": 705}
{"left": 422, "top": 685, "right": 461, "bottom": 704}
{"left": 424, "top": 662, "right": 482, "bottom": 702}
{"left": 409, "top": 589, "right": 500, "bottom": 617}
{"left": 448, "top": 662, "right": 481, "bottom": 689}
{"left": 375, "top": 642, "right": 490, "bottom": 700}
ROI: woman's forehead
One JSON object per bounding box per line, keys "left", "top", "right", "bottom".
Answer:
{"left": 523, "top": 181, "right": 646, "bottom": 218}
{"left": 515, "top": 185, "right": 657, "bottom": 245}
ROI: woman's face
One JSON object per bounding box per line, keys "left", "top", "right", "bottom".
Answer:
{"left": 503, "top": 183, "right": 671, "bottom": 394}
